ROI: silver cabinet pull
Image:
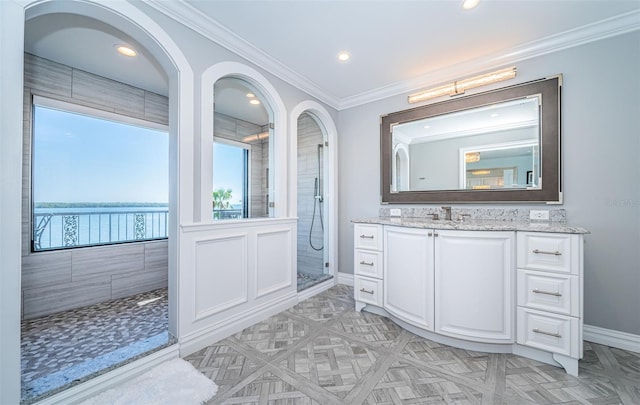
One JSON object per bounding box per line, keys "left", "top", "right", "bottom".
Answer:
{"left": 359, "top": 261, "right": 374, "bottom": 266}
{"left": 360, "top": 234, "right": 374, "bottom": 239}
{"left": 533, "top": 249, "right": 562, "bottom": 256}
{"left": 532, "top": 289, "right": 562, "bottom": 297}
{"left": 532, "top": 328, "right": 562, "bottom": 338}
{"left": 360, "top": 288, "right": 374, "bottom": 295}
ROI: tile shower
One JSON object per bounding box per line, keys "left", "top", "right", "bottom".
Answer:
{"left": 297, "top": 113, "right": 331, "bottom": 290}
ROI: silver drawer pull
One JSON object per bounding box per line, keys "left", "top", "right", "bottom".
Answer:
{"left": 532, "top": 289, "right": 562, "bottom": 297}
{"left": 360, "top": 234, "right": 374, "bottom": 239}
{"left": 359, "top": 288, "right": 375, "bottom": 295}
{"left": 533, "top": 249, "right": 562, "bottom": 256}
{"left": 359, "top": 261, "right": 374, "bottom": 266}
{"left": 532, "top": 328, "right": 562, "bottom": 338}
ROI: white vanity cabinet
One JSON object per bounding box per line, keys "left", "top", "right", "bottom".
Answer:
{"left": 435, "top": 230, "right": 515, "bottom": 343}
{"left": 352, "top": 220, "right": 586, "bottom": 377}
{"left": 383, "top": 226, "right": 434, "bottom": 331}
{"left": 354, "top": 224, "right": 383, "bottom": 309}
{"left": 516, "top": 231, "right": 584, "bottom": 376}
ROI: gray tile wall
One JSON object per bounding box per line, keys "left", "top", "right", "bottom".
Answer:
{"left": 21, "top": 54, "right": 169, "bottom": 320}
{"left": 297, "top": 114, "right": 325, "bottom": 277}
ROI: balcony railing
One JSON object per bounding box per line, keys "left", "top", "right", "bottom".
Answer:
{"left": 213, "top": 208, "right": 244, "bottom": 220}
{"left": 33, "top": 209, "right": 169, "bottom": 251}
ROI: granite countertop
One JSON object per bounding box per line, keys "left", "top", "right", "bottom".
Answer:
{"left": 352, "top": 217, "right": 589, "bottom": 234}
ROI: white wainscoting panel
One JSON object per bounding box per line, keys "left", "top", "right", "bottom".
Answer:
{"left": 194, "top": 233, "right": 248, "bottom": 320}
{"left": 256, "top": 228, "right": 292, "bottom": 298}
{"left": 179, "top": 218, "right": 297, "bottom": 355}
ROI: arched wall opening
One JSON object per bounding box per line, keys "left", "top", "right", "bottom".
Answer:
{"left": 290, "top": 101, "right": 339, "bottom": 292}
{"left": 0, "top": 1, "right": 194, "bottom": 402}
{"left": 200, "top": 62, "right": 288, "bottom": 223}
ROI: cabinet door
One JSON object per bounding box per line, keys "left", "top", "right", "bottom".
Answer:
{"left": 383, "top": 226, "right": 434, "bottom": 331}
{"left": 435, "top": 230, "right": 515, "bottom": 343}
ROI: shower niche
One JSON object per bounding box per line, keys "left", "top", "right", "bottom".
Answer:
{"left": 297, "top": 112, "right": 331, "bottom": 290}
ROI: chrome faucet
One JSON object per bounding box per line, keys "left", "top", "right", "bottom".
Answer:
{"left": 442, "top": 206, "right": 452, "bottom": 221}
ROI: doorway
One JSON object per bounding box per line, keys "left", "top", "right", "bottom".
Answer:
{"left": 296, "top": 113, "right": 331, "bottom": 290}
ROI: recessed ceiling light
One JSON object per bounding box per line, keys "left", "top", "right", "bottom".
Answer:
{"left": 115, "top": 45, "right": 137, "bottom": 57}
{"left": 490, "top": 113, "right": 499, "bottom": 117}
{"left": 337, "top": 51, "right": 351, "bottom": 62}
{"left": 423, "top": 125, "right": 430, "bottom": 129}
{"left": 246, "top": 93, "right": 255, "bottom": 98}
{"left": 462, "top": 0, "right": 480, "bottom": 10}
{"left": 249, "top": 99, "right": 261, "bottom": 105}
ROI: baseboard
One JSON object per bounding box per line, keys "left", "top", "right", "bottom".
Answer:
{"left": 584, "top": 324, "right": 640, "bottom": 353}
{"left": 337, "top": 272, "right": 354, "bottom": 286}
{"left": 179, "top": 291, "right": 298, "bottom": 356}
{"left": 35, "top": 345, "right": 179, "bottom": 405}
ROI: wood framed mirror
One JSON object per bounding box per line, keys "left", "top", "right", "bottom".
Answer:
{"left": 381, "top": 76, "right": 562, "bottom": 204}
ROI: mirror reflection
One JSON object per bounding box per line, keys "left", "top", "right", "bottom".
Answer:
{"left": 213, "top": 77, "right": 273, "bottom": 220}
{"left": 391, "top": 96, "right": 540, "bottom": 192}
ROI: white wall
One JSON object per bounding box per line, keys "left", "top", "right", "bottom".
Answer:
{"left": 338, "top": 31, "right": 640, "bottom": 336}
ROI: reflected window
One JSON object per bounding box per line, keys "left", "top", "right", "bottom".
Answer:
{"left": 213, "top": 140, "right": 248, "bottom": 220}
{"left": 213, "top": 77, "right": 273, "bottom": 219}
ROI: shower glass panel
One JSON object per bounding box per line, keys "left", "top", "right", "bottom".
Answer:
{"left": 297, "top": 113, "right": 330, "bottom": 291}
{"left": 213, "top": 140, "right": 249, "bottom": 220}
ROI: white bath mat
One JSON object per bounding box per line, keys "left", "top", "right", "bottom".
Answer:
{"left": 79, "top": 358, "right": 218, "bottom": 405}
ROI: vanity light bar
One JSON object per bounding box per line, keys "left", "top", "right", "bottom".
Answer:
{"left": 408, "top": 66, "right": 517, "bottom": 104}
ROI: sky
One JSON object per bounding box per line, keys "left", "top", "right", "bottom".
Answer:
{"left": 213, "top": 142, "right": 245, "bottom": 205}
{"left": 33, "top": 105, "right": 169, "bottom": 204}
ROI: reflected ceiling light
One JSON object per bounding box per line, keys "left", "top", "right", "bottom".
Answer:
{"left": 115, "top": 45, "right": 137, "bottom": 57}
{"left": 465, "top": 152, "right": 481, "bottom": 163}
{"left": 249, "top": 99, "right": 261, "bottom": 105}
{"left": 246, "top": 93, "right": 255, "bottom": 98}
{"left": 242, "top": 132, "right": 269, "bottom": 143}
{"left": 471, "top": 170, "right": 491, "bottom": 175}
{"left": 472, "top": 185, "right": 491, "bottom": 189}
{"left": 337, "top": 51, "right": 351, "bottom": 62}
{"left": 408, "top": 66, "right": 517, "bottom": 104}
{"left": 462, "top": 0, "right": 480, "bottom": 10}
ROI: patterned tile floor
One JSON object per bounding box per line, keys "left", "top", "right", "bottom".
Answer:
{"left": 186, "top": 285, "right": 640, "bottom": 405}
{"left": 21, "top": 288, "right": 171, "bottom": 403}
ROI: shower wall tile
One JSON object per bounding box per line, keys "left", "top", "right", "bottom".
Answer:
{"left": 145, "top": 240, "right": 169, "bottom": 271}
{"left": 23, "top": 276, "right": 112, "bottom": 319}
{"left": 111, "top": 268, "right": 168, "bottom": 300}
{"left": 22, "top": 251, "right": 72, "bottom": 289}
{"left": 144, "top": 91, "right": 169, "bottom": 125}
{"left": 72, "top": 69, "right": 145, "bottom": 117}
{"left": 24, "top": 53, "right": 72, "bottom": 98}
{"left": 72, "top": 244, "right": 145, "bottom": 280}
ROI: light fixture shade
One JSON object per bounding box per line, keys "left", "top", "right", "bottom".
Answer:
{"left": 241, "top": 132, "right": 269, "bottom": 143}
{"left": 408, "top": 66, "right": 517, "bottom": 104}
{"left": 465, "top": 152, "right": 480, "bottom": 163}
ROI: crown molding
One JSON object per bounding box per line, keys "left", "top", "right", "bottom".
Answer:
{"left": 145, "top": 2, "right": 639, "bottom": 111}
{"left": 338, "top": 9, "right": 640, "bottom": 110}
{"left": 145, "top": 0, "right": 341, "bottom": 109}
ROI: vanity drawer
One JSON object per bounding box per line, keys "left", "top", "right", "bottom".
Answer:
{"left": 517, "top": 308, "right": 579, "bottom": 357}
{"left": 354, "top": 250, "right": 383, "bottom": 279}
{"left": 355, "top": 276, "right": 383, "bottom": 307}
{"left": 517, "top": 270, "right": 579, "bottom": 316}
{"left": 517, "top": 232, "right": 579, "bottom": 274}
{"left": 354, "top": 224, "right": 383, "bottom": 251}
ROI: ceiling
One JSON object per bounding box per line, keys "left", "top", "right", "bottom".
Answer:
{"left": 24, "top": 1, "right": 640, "bottom": 121}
